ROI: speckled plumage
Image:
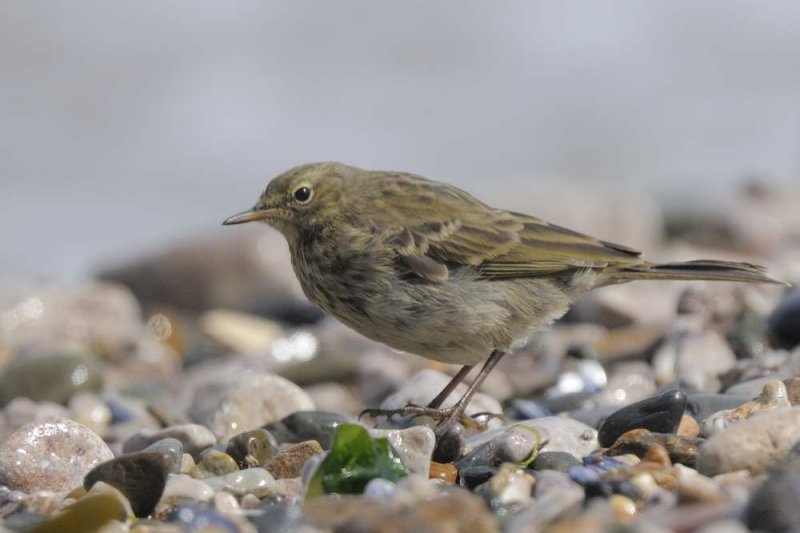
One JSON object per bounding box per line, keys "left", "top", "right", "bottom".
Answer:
{"left": 224, "top": 162, "right": 777, "bottom": 367}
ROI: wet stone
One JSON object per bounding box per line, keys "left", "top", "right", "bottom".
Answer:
{"left": 369, "top": 426, "right": 436, "bottom": 477}
{"left": 431, "top": 423, "right": 465, "bottom": 464}
{"left": 429, "top": 462, "right": 458, "bottom": 484}
{"left": 263, "top": 410, "right": 351, "bottom": 449}
{"left": 267, "top": 440, "right": 323, "bottom": 479}
{"left": 168, "top": 503, "right": 240, "bottom": 533}
{"left": 84, "top": 451, "right": 171, "bottom": 517}
{"left": 204, "top": 468, "right": 277, "bottom": 498}
{"left": 458, "top": 466, "right": 498, "bottom": 490}
{"left": 677, "top": 413, "right": 700, "bottom": 438}
{"left": 598, "top": 389, "right": 687, "bottom": 447}
{"left": 142, "top": 438, "right": 184, "bottom": 474}
{"left": 225, "top": 428, "right": 273, "bottom": 468}
{"left": 0, "top": 416, "right": 114, "bottom": 493}
{"left": 123, "top": 424, "right": 216, "bottom": 457}
{"left": 495, "top": 425, "right": 542, "bottom": 464}
{"left": 686, "top": 393, "right": 752, "bottom": 421}
{"left": 532, "top": 451, "right": 581, "bottom": 472}
{"left": 188, "top": 450, "right": 239, "bottom": 480}
{"left": 701, "top": 380, "right": 791, "bottom": 436}
{"left": 0, "top": 352, "right": 103, "bottom": 407}
{"left": 604, "top": 429, "right": 701, "bottom": 466}
{"left": 28, "top": 493, "right": 127, "bottom": 533}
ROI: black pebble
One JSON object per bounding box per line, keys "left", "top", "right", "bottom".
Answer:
{"left": 432, "top": 424, "right": 464, "bottom": 463}
{"left": 458, "top": 465, "right": 498, "bottom": 490}
{"left": 767, "top": 289, "right": 800, "bottom": 350}
{"left": 84, "top": 451, "right": 171, "bottom": 518}
{"left": 597, "top": 389, "right": 687, "bottom": 448}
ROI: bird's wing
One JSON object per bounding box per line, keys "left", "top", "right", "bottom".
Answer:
{"left": 364, "top": 172, "right": 643, "bottom": 282}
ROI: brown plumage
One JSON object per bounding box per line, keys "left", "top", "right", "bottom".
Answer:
{"left": 223, "top": 162, "right": 779, "bottom": 435}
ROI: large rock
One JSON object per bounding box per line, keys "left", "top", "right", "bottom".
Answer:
{"left": 0, "top": 416, "right": 113, "bottom": 492}
{"left": 97, "top": 230, "right": 318, "bottom": 322}
{"left": 697, "top": 407, "right": 800, "bottom": 476}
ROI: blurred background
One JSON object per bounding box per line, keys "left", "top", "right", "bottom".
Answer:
{"left": 2, "top": 1, "right": 800, "bottom": 281}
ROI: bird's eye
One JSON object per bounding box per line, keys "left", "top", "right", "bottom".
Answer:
{"left": 293, "top": 186, "right": 312, "bottom": 203}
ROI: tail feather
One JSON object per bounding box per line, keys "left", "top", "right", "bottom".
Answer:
{"left": 616, "top": 259, "right": 784, "bottom": 285}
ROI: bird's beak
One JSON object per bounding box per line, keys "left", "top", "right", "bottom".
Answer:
{"left": 222, "top": 208, "right": 274, "bottom": 225}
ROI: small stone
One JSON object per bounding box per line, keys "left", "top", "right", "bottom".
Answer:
{"left": 264, "top": 410, "right": 351, "bottom": 449}
{"left": 180, "top": 454, "right": 195, "bottom": 474}
{"left": 508, "top": 471, "right": 584, "bottom": 530}
{"left": 495, "top": 426, "right": 541, "bottom": 464}
{"left": 123, "top": 424, "right": 216, "bottom": 457}
{"left": 429, "top": 462, "right": 458, "bottom": 484}
{"left": 687, "top": 393, "right": 752, "bottom": 421}
{"left": 84, "top": 451, "right": 171, "bottom": 517}
{"left": 643, "top": 443, "right": 672, "bottom": 467}
{"left": 515, "top": 416, "right": 597, "bottom": 459}
{"left": 212, "top": 491, "right": 240, "bottom": 515}
{"left": 0, "top": 416, "right": 113, "bottom": 492}
{"left": 605, "top": 429, "right": 701, "bottom": 466}
{"left": 783, "top": 377, "right": 800, "bottom": 405}
{"left": 28, "top": 493, "right": 127, "bottom": 533}
{"left": 674, "top": 331, "right": 738, "bottom": 392}
{"left": 142, "top": 438, "right": 184, "bottom": 474}
{"left": 701, "top": 380, "right": 791, "bottom": 436}
{"left": 68, "top": 392, "right": 112, "bottom": 436}
{"left": 745, "top": 456, "right": 800, "bottom": 532}
{"left": 225, "top": 428, "right": 273, "bottom": 468}
{"left": 188, "top": 450, "right": 239, "bottom": 479}
{"left": 598, "top": 389, "right": 687, "bottom": 447}
{"left": 157, "top": 474, "right": 214, "bottom": 512}
{"left": 458, "top": 466, "right": 498, "bottom": 490}
{"left": 266, "top": 440, "right": 323, "bottom": 479}
{"left": 364, "top": 478, "right": 397, "bottom": 500}
{"left": 167, "top": 503, "right": 241, "bottom": 533}
{"left": 609, "top": 494, "right": 637, "bottom": 523}
{"left": 674, "top": 464, "right": 722, "bottom": 503}
{"left": 431, "top": 423, "right": 464, "bottom": 464}
{"left": 677, "top": 413, "right": 700, "bottom": 438}
{"left": 0, "top": 352, "right": 103, "bottom": 406}
{"left": 207, "top": 373, "right": 315, "bottom": 442}
{"left": 199, "top": 309, "right": 282, "bottom": 354}
{"left": 204, "top": 468, "right": 277, "bottom": 498}
{"left": 767, "top": 288, "right": 800, "bottom": 350}
{"left": 369, "top": 425, "right": 436, "bottom": 477}
{"left": 531, "top": 451, "right": 580, "bottom": 472}
{"left": 478, "top": 463, "right": 535, "bottom": 508}
{"left": 697, "top": 407, "right": 800, "bottom": 476}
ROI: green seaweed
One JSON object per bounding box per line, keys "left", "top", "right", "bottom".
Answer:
{"left": 306, "top": 424, "right": 407, "bottom": 498}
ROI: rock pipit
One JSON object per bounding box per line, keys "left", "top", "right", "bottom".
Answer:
{"left": 224, "top": 162, "right": 779, "bottom": 436}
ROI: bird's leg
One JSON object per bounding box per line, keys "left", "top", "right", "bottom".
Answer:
{"left": 358, "top": 365, "right": 473, "bottom": 422}
{"left": 427, "top": 364, "right": 474, "bottom": 408}
{"left": 432, "top": 350, "right": 506, "bottom": 436}
{"left": 359, "top": 352, "right": 506, "bottom": 437}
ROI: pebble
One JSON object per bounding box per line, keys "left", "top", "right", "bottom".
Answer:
{"left": 0, "top": 352, "right": 103, "bottom": 406}
{"left": 431, "top": 423, "right": 465, "bottom": 463}
{"left": 364, "top": 477, "right": 398, "bottom": 499}
{"left": 380, "top": 369, "right": 502, "bottom": 420}
{"left": 697, "top": 407, "right": 800, "bottom": 476}
{"left": 495, "top": 425, "right": 542, "bottom": 464}
{"left": 745, "top": 456, "right": 800, "bottom": 532}
{"left": 26, "top": 492, "right": 127, "bottom": 533}
{"left": 204, "top": 468, "right": 277, "bottom": 498}
{"left": 267, "top": 440, "right": 323, "bottom": 479}
{"left": 591, "top": 361, "right": 657, "bottom": 407}
{"left": 142, "top": 438, "right": 185, "bottom": 474}
{"left": 264, "top": 410, "right": 351, "bottom": 449}
{"left": 369, "top": 425, "right": 436, "bottom": 477}
{"left": 188, "top": 450, "right": 239, "bottom": 479}
{"left": 157, "top": 474, "right": 214, "bottom": 511}
{"left": 597, "top": 389, "right": 687, "bottom": 447}
{"left": 516, "top": 416, "right": 597, "bottom": 459}
{"left": 477, "top": 463, "right": 535, "bottom": 508}
{"left": 604, "top": 429, "right": 701, "bottom": 466}
{"left": 66, "top": 394, "right": 111, "bottom": 437}
{"left": 458, "top": 466, "right": 498, "bottom": 490}
{"left": 766, "top": 288, "right": 800, "bottom": 350}
{"left": 674, "top": 331, "right": 738, "bottom": 392}
{"left": 701, "top": 380, "right": 791, "bottom": 436}
{"left": 225, "top": 428, "right": 273, "bottom": 468}
{"left": 0, "top": 416, "right": 113, "bottom": 493}
{"left": 531, "top": 451, "right": 581, "bottom": 472}
{"left": 609, "top": 494, "right": 637, "bottom": 523}
{"left": 677, "top": 413, "right": 700, "bottom": 438}
{"left": 674, "top": 464, "right": 723, "bottom": 503}
{"left": 508, "top": 471, "right": 585, "bottom": 530}
{"left": 207, "top": 373, "right": 315, "bottom": 442}
{"left": 123, "top": 424, "right": 216, "bottom": 457}
{"left": 84, "top": 451, "right": 172, "bottom": 517}
{"left": 429, "top": 462, "right": 458, "bottom": 484}
{"left": 167, "top": 503, "right": 241, "bottom": 533}
{"left": 686, "top": 393, "right": 753, "bottom": 421}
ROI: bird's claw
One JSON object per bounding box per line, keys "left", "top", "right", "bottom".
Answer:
{"left": 359, "top": 405, "right": 500, "bottom": 438}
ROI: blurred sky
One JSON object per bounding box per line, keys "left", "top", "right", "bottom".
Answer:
{"left": 1, "top": 1, "right": 799, "bottom": 280}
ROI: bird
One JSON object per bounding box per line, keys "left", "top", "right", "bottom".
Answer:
{"left": 223, "top": 162, "right": 779, "bottom": 436}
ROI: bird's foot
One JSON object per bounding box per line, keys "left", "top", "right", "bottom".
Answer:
{"left": 359, "top": 405, "right": 491, "bottom": 437}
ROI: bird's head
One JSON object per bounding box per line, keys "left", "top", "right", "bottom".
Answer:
{"left": 223, "top": 162, "right": 353, "bottom": 240}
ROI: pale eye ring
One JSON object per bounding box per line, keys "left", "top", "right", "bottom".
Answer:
{"left": 293, "top": 186, "right": 312, "bottom": 203}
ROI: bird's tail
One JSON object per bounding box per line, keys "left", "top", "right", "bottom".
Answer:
{"left": 613, "top": 259, "right": 784, "bottom": 285}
